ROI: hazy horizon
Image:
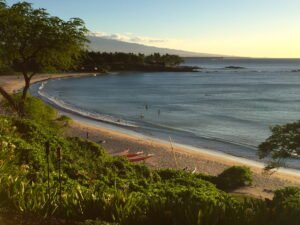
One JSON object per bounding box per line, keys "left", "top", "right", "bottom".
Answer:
{"left": 88, "top": 35, "right": 300, "bottom": 59}
{"left": 6, "top": 0, "right": 300, "bottom": 58}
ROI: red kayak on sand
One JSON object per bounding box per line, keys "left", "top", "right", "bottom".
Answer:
{"left": 125, "top": 152, "right": 144, "bottom": 158}
{"left": 128, "top": 154, "right": 154, "bottom": 162}
{"left": 112, "top": 150, "right": 154, "bottom": 162}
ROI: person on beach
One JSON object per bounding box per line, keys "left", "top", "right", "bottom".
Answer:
{"left": 145, "top": 104, "right": 148, "bottom": 111}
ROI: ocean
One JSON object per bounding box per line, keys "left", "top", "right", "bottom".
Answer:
{"left": 31, "top": 58, "right": 300, "bottom": 169}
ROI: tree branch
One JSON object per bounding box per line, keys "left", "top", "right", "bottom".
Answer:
{"left": 29, "top": 72, "right": 35, "bottom": 79}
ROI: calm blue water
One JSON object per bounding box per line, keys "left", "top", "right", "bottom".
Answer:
{"left": 31, "top": 58, "right": 300, "bottom": 168}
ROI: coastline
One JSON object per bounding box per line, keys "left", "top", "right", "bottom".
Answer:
{"left": 1, "top": 74, "right": 300, "bottom": 199}
{"left": 66, "top": 118, "right": 300, "bottom": 198}
{"left": 0, "top": 73, "right": 96, "bottom": 94}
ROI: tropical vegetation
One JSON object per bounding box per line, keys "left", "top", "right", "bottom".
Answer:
{"left": 0, "top": 96, "right": 299, "bottom": 225}
{"left": 0, "top": 1, "right": 299, "bottom": 224}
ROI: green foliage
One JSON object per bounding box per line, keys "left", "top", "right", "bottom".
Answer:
{"left": 23, "top": 96, "right": 57, "bottom": 123}
{"left": 258, "top": 121, "right": 300, "bottom": 169}
{"left": 273, "top": 186, "right": 300, "bottom": 214}
{"left": 144, "top": 53, "right": 183, "bottom": 66}
{"left": 56, "top": 115, "right": 72, "bottom": 127}
{"left": 0, "top": 99, "right": 299, "bottom": 225}
{"left": 79, "top": 221, "right": 119, "bottom": 225}
{"left": 81, "top": 51, "right": 184, "bottom": 72}
{"left": 0, "top": 1, "right": 88, "bottom": 115}
{"left": 216, "top": 166, "right": 253, "bottom": 191}
{"left": 271, "top": 187, "right": 300, "bottom": 225}
{"left": 0, "top": 1, "right": 88, "bottom": 74}
{"left": 0, "top": 64, "right": 15, "bottom": 75}
{"left": 273, "top": 186, "right": 300, "bottom": 205}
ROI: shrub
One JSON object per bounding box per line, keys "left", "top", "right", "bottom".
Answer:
{"left": 270, "top": 187, "right": 300, "bottom": 225}
{"left": 157, "top": 168, "right": 185, "bottom": 180}
{"left": 273, "top": 186, "right": 300, "bottom": 209}
{"left": 216, "top": 166, "right": 253, "bottom": 191}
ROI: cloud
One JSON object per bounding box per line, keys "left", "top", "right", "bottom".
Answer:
{"left": 89, "top": 32, "right": 167, "bottom": 45}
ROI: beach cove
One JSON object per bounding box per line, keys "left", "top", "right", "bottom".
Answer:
{"left": 1, "top": 72, "right": 300, "bottom": 199}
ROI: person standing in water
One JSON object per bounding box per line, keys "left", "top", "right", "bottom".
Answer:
{"left": 145, "top": 104, "right": 148, "bottom": 111}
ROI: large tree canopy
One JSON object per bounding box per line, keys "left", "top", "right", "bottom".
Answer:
{"left": 0, "top": 1, "right": 88, "bottom": 114}
{"left": 258, "top": 121, "right": 300, "bottom": 170}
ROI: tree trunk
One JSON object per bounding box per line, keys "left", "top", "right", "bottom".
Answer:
{"left": 18, "top": 73, "right": 31, "bottom": 116}
{"left": 0, "top": 71, "right": 34, "bottom": 116}
{"left": 22, "top": 76, "right": 30, "bottom": 100}
{"left": 0, "top": 86, "right": 18, "bottom": 111}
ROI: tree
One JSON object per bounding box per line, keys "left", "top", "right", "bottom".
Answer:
{"left": 258, "top": 121, "right": 300, "bottom": 170}
{"left": 0, "top": 1, "right": 88, "bottom": 115}
{"left": 162, "top": 54, "right": 184, "bottom": 66}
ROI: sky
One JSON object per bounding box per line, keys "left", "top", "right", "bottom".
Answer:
{"left": 5, "top": 0, "right": 300, "bottom": 58}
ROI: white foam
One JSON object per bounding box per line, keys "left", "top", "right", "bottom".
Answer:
{"left": 38, "top": 81, "right": 47, "bottom": 91}
{"left": 37, "top": 83, "right": 138, "bottom": 128}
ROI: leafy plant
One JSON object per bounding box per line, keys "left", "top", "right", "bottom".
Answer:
{"left": 216, "top": 166, "right": 253, "bottom": 191}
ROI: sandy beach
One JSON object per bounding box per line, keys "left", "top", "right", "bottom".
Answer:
{"left": 0, "top": 73, "right": 94, "bottom": 94}
{"left": 1, "top": 74, "right": 300, "bottom": 199}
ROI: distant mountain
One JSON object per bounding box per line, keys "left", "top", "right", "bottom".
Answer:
{"left": 87, "top": 36, "right": 222, "bottom": 57}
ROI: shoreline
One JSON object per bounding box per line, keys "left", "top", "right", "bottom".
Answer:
{"left": 0, "top": 73, "right": 96, "bottom": 94}
{"left": 1, "top": 73, "right": 300, "bottom": 199}
{"left": 64, "top": 110, "right": 300, "bottom": 178}
{"left": 66, "top": 118, "right": 300, "bottom": 199}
